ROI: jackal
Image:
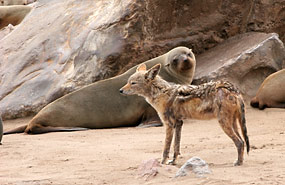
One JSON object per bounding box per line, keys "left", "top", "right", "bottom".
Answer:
{"left": 120, "top": 63, "right": 250, "bottom": 166}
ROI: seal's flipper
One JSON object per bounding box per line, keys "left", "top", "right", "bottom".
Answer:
{"left": 138, "top": 107, "right": 162, "bottom": 127}
{"left": 25, "top": 127, "right": 89, "bottom": 134}
{"left": 4, "top": 125, "right": 27, "bottom": 135}
{"left": 271, "top": 102, "right": 285, "bottom": 109}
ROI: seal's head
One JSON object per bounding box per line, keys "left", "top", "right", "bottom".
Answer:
{"left": 165, "top": 46, "right": 196, "bottom": 84}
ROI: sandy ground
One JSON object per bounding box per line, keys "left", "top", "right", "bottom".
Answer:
{"left": 0, "top": 107, "right": 285, "bottom": 185}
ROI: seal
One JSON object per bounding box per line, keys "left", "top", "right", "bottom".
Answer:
{"left": 250, "top": 69, "right": 285, "bottom": 109}
{"left": 0, "top": 5, "right": 32, "bottom": 29}
{"left": 4, "top": 46, "right": 196, "bottom": 134}
{"left": 1, "top": 0, "right": 28, "bottom": 6}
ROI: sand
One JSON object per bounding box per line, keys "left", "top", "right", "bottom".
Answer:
{"left": 0, "top": 107, "right": 284, "bottom": 184}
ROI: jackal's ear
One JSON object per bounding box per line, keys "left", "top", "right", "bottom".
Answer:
{"left": 136, "top": 63, "right": 147, "bottom": 72}
{"left": 145, "top": 64, "right": 161, "bottom": 80}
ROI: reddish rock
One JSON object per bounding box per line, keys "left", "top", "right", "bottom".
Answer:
{"left": 137, "top": 158, "right": 160, "bottom": 180}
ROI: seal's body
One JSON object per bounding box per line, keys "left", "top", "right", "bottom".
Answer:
{"left": 250, "top": 69, "right": 285, "bottom": 109}
{"left": 0, "top": 5, "right": 31, "bottom": 29}
{"left": 1, "top": 0, "right": 28, "bottom": 6}
{"left": 4, "top": 47, "right": 196, "bottom": 134}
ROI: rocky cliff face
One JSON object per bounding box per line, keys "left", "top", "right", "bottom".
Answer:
{"left": 0, "top": 0, "right": 284, "bottom": 119}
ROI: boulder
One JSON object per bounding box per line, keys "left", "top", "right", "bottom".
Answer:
{"left": 175, "top": 157, "right": 211, "bottom": 178}
{"left": 194, "top": 32, "right": 285, "bottom": 101}
{"left": 0, "top": 0, "right": 285, "bottom": 119}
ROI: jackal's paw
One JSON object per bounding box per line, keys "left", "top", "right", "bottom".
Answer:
{"left": 166, "top": 159, "right": 176, "bottom": 165}
{"left": 161, "top": 158, "right": 167, "bottom": 164}
{"left": 234, "top": 160, "right": 243, "bottom": 166}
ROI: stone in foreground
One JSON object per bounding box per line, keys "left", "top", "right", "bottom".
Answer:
{"left": 175, "top": 157, "right": 211, "bottom": 178}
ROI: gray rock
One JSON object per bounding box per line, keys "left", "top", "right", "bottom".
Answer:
{"left": 194, "top": 32, "right": 285, "bottom": 101}
{"left": 175, "top": 157, "right": 211, "bottom": 178}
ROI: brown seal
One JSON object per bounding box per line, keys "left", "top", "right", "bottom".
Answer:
{"left": 250, "top": 69, "right": 285, "bottom": 109}
{"left": 4, "top": 46, "right": 196, "bottom": 134}
{"left": 0, "top": 5, "right": 32, "bottom": 29}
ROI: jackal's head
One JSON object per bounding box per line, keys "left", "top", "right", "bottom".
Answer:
{"left": 120, "top": 63, "right": 161, "bottom": 96}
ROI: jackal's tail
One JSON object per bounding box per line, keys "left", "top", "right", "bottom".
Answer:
{"left": 238, "top": 98, "right": 250, "bottom": 154}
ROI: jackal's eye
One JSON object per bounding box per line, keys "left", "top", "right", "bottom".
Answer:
{"left": 187, "top": 53, "right": 192, "bottom": 58}
{"left": 131, "top": 81, "right": 137, "bottom": 85}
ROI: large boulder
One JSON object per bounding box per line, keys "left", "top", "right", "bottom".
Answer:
{"left": 194, "top": 32, "right": 285, "bottom": 101}
{"left": 0, "top": 0, "right": 285, "bottom": 119}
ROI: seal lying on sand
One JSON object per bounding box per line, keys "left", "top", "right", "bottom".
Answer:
{"left": 4, "top": 46, "right": 196, "bottom": 134}
{"left": 1, "top": 0, "right": 30, "bottom": 6}
{"left": 0, "top": 5, "right": 32, "bottom": 29}
{"left": 250, "top": 69, "right": 285, "bottom": 109}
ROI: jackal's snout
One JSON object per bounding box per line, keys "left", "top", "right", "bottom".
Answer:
{"left": 119, "top": 83, "right": 130, "bottom": 95}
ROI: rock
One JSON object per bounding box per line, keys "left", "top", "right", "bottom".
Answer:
{"left": 194, "top": 32, "right": 285, "bottom": 101}
{"left": 0, "top": 0, "right": 285, "bottom": 119}
{"left": 137, "top": 158, "right": 161, "bottom": 180}
{"left": 175, "top": 157, "right": 211, "bottom": 178}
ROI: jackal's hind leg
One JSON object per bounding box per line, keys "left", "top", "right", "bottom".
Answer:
{"left": 218, "top": 116, "right": 244, "bottom": 166}
{"left": 168, "top": 120, "right": 183, "bottom": 165}
{"left": 161, "top": 123, "right": 174, "bottom": 164}
{"left": 232, "top": 114, "right": 242, "bottom": 141}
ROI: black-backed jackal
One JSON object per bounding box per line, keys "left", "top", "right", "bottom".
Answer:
{"left": 120, "top": 63, "right": 249, "bottom": 166}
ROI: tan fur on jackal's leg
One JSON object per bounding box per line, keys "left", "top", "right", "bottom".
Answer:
{"left": 218, "top": 112, "right": 244, "bottom": 166}
{"left": 169, "top": 120, "right": 183, "bottom": 165}
{"left": 232, "top": 113, "right": 242, "bottom": 141}
{"left": 161, "top": 123, "right": 174, "bottom": 164}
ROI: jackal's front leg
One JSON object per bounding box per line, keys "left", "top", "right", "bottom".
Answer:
{"left": 168, "top": 120, "right": 183, "bottom": 165}
{"left": 161, "top": 123, "right": 174, "bottom": 164}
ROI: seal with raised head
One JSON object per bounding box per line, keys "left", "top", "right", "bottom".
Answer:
{"left": 4, "top": 46, "right": 196, "bottom": 134}
{"left": 250, "top": 69, "right": 285, "bottom": 109}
